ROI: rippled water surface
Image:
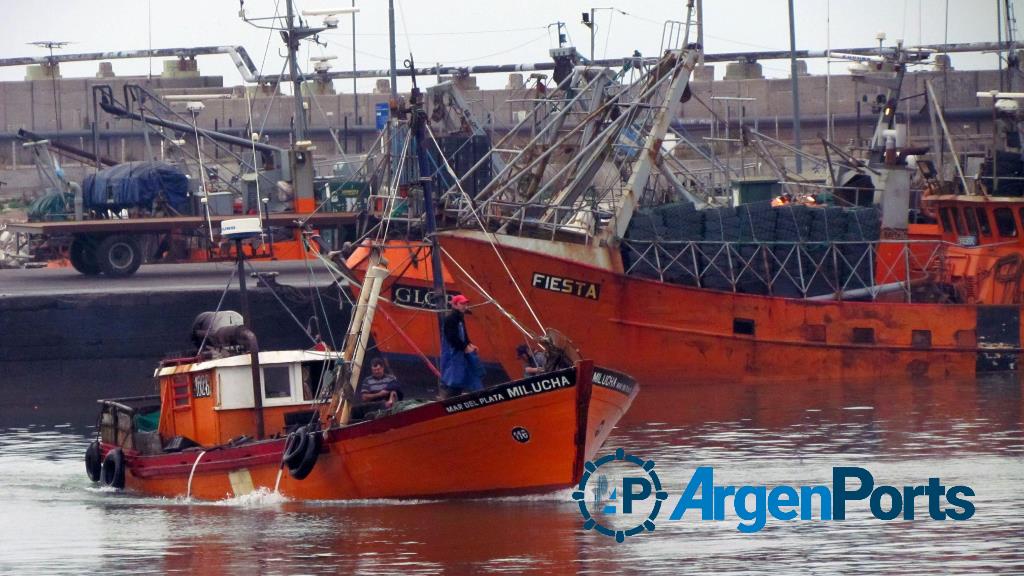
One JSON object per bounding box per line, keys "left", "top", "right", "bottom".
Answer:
{"left": 1, "top": 365, "right": 1021, "bottom": 575}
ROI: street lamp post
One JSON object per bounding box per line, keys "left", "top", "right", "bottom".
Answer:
{"left": 581, "top": 7, "right": 627, "bottom": 62}
{"left": 352, "top": 0, "right": 358, "bottom": 125}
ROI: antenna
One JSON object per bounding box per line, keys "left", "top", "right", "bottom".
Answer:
{"left": 310, "top": 55, "right": 338, "bottom": 74}
{"left": 301, "top": 7, "right": 358, "bottom": 28}
{"left": 547, "top": 21, "right": 568, "bottom": 48}
{"left": 239, "top": 0, "right": 353, "bottom": 142}
{"left": 30, "top": 41, "right": 70, "bottom": 131}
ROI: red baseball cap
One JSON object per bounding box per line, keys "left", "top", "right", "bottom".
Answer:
{"left": 451, "top": 294, "right": 470, "bottom": 306}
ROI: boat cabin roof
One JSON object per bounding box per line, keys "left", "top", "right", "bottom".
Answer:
{"left": 155, "top": 350, "right": 343, "bottom": 377}
{"left": 925, "top": 194, "right": 1024, "bottom": 205}
{"left": 922, "top": 194, "right": 1024, "bottom": 246}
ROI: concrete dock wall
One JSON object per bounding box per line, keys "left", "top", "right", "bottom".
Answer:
{"left": 0, "top": 287, "right": 348, "bottom": 363}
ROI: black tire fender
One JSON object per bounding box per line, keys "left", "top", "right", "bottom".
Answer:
{"left": 282, "top": 426, "right": 309, "bottom": 469}
{"left": 288, "top": 430, "right": 322, "bottom": 480}
{"left": 85, "top": 440, "right": 102, "bottom": 483}
{"left": 101, "top": 448, "right": 126, "bottom": 489}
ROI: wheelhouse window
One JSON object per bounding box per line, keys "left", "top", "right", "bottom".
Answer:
{"left": 938, "top": 208, "right": 953, "bottom": 233}
{"left": 964, "top": 207, "right": 980, "bottom": 238}
{"left": 975, "top": 208, "right": 992, "bottom": 237}
{"left": 949, "top": 207, "right": 966, "bottom": 236}
{"left": 263, "top": 366, "right": 292, "bottom": 399}
{"left": 994, "top": 208, "right": 1018, "bottom": 238}
{"left": 301, "top": 362, "right": 329, "bottom": 401}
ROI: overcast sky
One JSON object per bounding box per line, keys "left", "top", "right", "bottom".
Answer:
{"left": 0, "top": 0, "right": 1005, "bottom": 92}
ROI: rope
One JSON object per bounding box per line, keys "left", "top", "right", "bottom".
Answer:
{"left": 257, "top": 58, "right": 291, "bottom": 138}
{"left": 426, "top": 124, "right": 546, "bottom": 334}
{"left": 741, "top": 204, "right": 756, "bottom": 241}
{"left": 246, "top": 260, "right": 319, "bottom": 347}
{"left": 297, "top": 128, "right": 390, "bottom": 228}
{"left": 302, "top": 239, "right": 455, "bottom": 379}
{"left": 440, "top": 245, "right": 539, "bottom": 341}
{"left": 300, "top": 244, "right": 340, "bottom": 352}
{"left": 379, "top": 128, "right": 413, "bottom": 242}
{"left": 245, "top": 0, "right": 280, "bottom": 229}
{"left": 243, "top": 82, "right": 265, "bottom": 231}
{"left": 306, "top": 76, "right": 347, "bottom": 157}
{"left": 195, "top": 265, "right": 239, "bottom": 357}
{"left": 186, "top": 450, "right": 207, "bottom": 499}
{"left": 189, "top": 108, "right": 215, "bottom": 243}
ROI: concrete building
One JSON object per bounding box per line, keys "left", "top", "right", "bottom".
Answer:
{"left": 0, "top": 55, "right": 1006, "bottom": 197}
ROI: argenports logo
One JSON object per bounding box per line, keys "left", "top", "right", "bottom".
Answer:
{"left": 575, "top": 450, "right": 976, "bottom": 539}
{"left": 572, "top": 448, "right": 669, "bottom": 542}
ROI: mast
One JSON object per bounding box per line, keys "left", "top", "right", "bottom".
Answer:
{"left": 406, "top": 57, "right": 448, "bottom": 343}
{"left": 787, "top": 0, "right": 803, "bottom": 173}
{"left": 388, "top": 0, "right": 398, "bottom": 99}
{"left": 1004, "top": 0, "right": 1018, "bottom": 92}
{"left": 222, "top": 218, "right": 267, "bottom": 439}
{"left": 236, "top": 235, "right": 265, "bottom": 440}
{"left": 285, "top": 0, "right": 307, "bottom": 141}
{"left": 334, "top": 252, "right": 390, "bottom": 425}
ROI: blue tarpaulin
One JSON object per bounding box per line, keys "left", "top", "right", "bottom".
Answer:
{"left": 82, "top": 161, "right": 189, "bottom": 211}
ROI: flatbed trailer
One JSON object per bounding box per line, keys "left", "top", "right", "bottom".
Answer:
{"left": 4, "top": 211, "right": 360, "bottom": 277}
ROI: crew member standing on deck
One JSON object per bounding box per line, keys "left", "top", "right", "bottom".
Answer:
{"left": 440, "top": 294, "right": 483, "bottom": 398}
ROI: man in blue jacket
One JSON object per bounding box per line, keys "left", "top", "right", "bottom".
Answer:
{"left": 440, "top": 294, "right": 483, "bottom": 398}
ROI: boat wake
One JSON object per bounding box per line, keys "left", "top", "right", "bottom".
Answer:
{"left": 212, "top": 487, "right": 289, "bottom": 507}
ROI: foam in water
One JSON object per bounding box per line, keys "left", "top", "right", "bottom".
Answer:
{"left": 214, "top": 487, "right": 290, "bottom": 507}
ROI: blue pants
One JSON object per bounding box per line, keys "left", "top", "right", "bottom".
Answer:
{"left": 441, "top": 347, "right": 484, "bottom": 392}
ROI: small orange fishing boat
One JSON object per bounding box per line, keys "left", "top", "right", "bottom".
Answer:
{"left": 84, "top": 219, "right": 637, "bottom": 500}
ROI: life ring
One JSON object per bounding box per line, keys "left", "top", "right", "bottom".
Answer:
{"left": 85, "top": 440, "right": 102, "bottom": 483}
{"left": 282, "top": 426, "right": 310, "bottom": 469}
{"left": 101, "top": 448, "right": 126, "bottom": 489}
{"left": 287, "top": 429, "right": 322, "bottom": 480}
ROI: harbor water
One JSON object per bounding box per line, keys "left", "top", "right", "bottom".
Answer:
{"left": 1, "top": 363, "right": 1021, "bottom": 575}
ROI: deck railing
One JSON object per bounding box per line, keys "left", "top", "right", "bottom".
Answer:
{"left": 620, "top": 238, "right": 950, "bottom": 302}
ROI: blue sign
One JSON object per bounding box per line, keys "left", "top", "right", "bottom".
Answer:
{"left": 375, "top": 102, "right": 390, "bottom": 131}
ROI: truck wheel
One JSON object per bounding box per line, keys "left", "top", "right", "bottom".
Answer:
{"left": 69, "top": 238, "right": 101, "bottom": 276}
{"left": 97, "top": 235, "right": 142, "bottom": 277}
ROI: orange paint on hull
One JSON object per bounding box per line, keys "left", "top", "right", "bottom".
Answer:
{"left": 350, "top": 236, "right": 1017, "bottom": 384}
{"left": 444, "top": 234, "right": 1004, "bottom": 383}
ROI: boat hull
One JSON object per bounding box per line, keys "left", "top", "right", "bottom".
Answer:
{"left": 349, "top": 235, "right": 1021, "bottom": 384}
{"left": 103, "top": 363, "right": 636, "bottom": 500}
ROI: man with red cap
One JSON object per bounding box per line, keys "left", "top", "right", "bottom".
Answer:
{"left": 440, "top": 293, "right": 483, "bottom": 398}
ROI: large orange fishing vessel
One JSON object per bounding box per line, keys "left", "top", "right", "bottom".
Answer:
{"left": 342, "top": 21, "right": 1021, "bottom": 385}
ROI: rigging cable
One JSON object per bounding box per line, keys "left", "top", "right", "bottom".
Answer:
{"left": 247, "top": 259, "right": 320, "bottom": 346}
{"left": 189, "top": 107, "right": 215, "bottom": 243}
{"left": 379, "top": 127, "right": 413, "bottom": 241}
{"left": 244, "top": 81, "right": 265, "bottom": 231}
{"left": 439, "top": 245, "right": 539, "bottom": 341}
{"left": 425, "top": 123, "right": 546, "bottom": 335}
{"left": 195, "top": 265, "right": 240, "bottom": 357}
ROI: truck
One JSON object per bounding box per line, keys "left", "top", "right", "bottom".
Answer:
{"left": 4, "top": 84, "right": 363, "bottom": 277}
